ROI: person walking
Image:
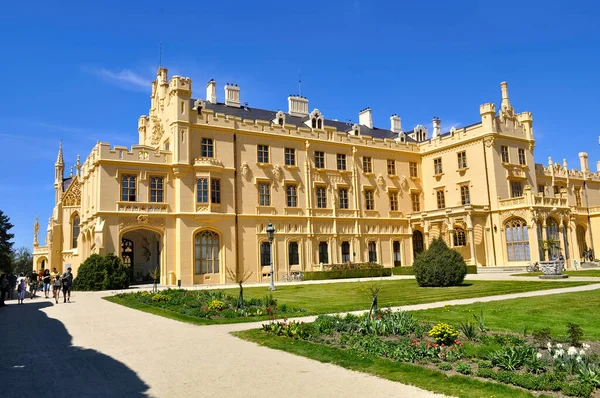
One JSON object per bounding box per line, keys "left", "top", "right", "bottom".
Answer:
{"left": 50, "top": 268, "right": 60, "bottom": 300}
{"left": 7, "top": 272, "right": 16, "bottom": 300}
{"left": 0, "top": 274, "right": 7, "bottom": 307}
{"left": 16, "top": 274, "right": 27, "bottom": 304}
{"left": 29, "top": 270, "right": 40, "bottom": 299}
{"left": 42, "top": 269, "right": 51, "bottom": 299}
{"left": 52, "top": 274, "right": 61, "bottom": 304}
{"left": 574, "top": 259, "right": 579, "bottom": 270}
{"left": 61, "top": 267, "right": 73, "bottom": 303}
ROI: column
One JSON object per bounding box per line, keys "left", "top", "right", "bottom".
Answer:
{"left": 468, "top": 228, "right": 476, "bottom": 265}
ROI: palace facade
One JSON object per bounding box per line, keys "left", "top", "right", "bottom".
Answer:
{"left": 32, "top": 68, "right": 600, "bottom": 285}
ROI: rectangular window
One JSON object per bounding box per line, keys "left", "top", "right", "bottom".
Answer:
{"left": 197, "top": 178, "right": 209, "bottom": 203}
{"left": 259, "top": 183, "right": 271, "bottom": 206}
{"left": 314, "top": 151, "right": 325, "bottom": 169}
{"left": 389, "top": 192, "right": 398, "bottom": 211}
{"left": 553, "top": 185, "right": 559, "bottom": 195}
{"left": 257, "top": 145, "right": 269, "bottom": 163}
{"left": 411, "top": 193, "right": 420, "bottom": 212}
{"left": 575, "top": 187, "right": 582, "bottom": 207}
{"left": 338, "top": 188, "right": 348, "bottom": 209}
{"left": 284, "top": 148, "right": 296, "bottom": 166}
{"left": 538, "top": 184, "right": 545, "bottom": 196}
{"left": 365, "top": 189, "right": 374, "bottom": 210}
{"left": 368, "top": 241, "right": 377, "bottom": 263}
{"left": 409, "top": 162, "right": 418, "bottom": 178}
{"left": 501, "top": 146, "right": 509, "bottom": 163}
{"left": 260, "top": 241, "right": 271, "bottom": 267}
{"left": 436, "top": 190, "right": 445, "bottom": 209}
{"left": 318, "top": 242, "right": 329, "bottom": 264}
{"left": 362, "top": 156, "right": 372, "bottom": 173}
{"left": 387, "top": 159, "right": 396, "bottom": 175}
{"left": 341, "top": 242, "right": 350, "bottom": 263}
{"left": 121, "top": 175, "right": 136, "bottom": 202}
{"left": 150, "top": 176, "right": 163, "bottom": 203}
{"left": 288, "top": 242, "right": 299, "bottom": 266}
{"left": 337, "top": 154, "right": 346, "bottom": 171}
{"left": 316, "top": 186, "right": 327, "bottom": 208}
{"left": 201, "top": 138, "right": 214, "bottom": 158}
{"left": 457, "top": 151, "right": 467, "bottom": 169}
{"left": 211, "top": 178, "right": 221, "bottom": 204}
{"left": 518, "top": 148, "right": 526, "bottom": 165}
{"left": 460, "top": 185, "right": 470, "bottom": 205}
{"left": 434, "top": 158, "right": 443, "bottom": 175}
{"left": 511, "top": 181, "right": 523, "bottom": 198}
{"left": 286, "top": 184, "right": 297, "bottom": 207}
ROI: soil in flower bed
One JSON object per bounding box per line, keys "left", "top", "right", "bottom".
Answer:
{"left": 112, "top": 289, "right": 308, "bottom": 321}
{"left": 259, "top": 311, "right": 600, "bottom": 397}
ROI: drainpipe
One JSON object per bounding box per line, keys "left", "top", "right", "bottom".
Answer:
{"left": 233, "top": 134, "right": 240, "bottom": 276}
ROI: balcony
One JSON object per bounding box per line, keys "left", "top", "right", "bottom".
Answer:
{"left": 117, "top": 201, "right": 168, "bottom": 213}
{"left": 533, "top": 196, "right": 567, "bottom": 207}
{"left": 498, "top": 197, "right": 526, "bottom": 208}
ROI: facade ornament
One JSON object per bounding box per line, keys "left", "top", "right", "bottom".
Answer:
{"left": 119, "top": 216, "right": 165, "bottom": 231}
{"left": 377, "top": 174, "right": 385, "bottom": 189}
{"left": 483, "top": 136, "right": 496, "bottom": 148}
{"left": 33, "top": 217, "right": 39, "bottom": 247}
{"left": 305, "top": 140, "right": 310, "bottom": 150}
{"left": 272, "top": 164, "right": 283, "bottom": 181}
{"left": 400, "top": 175, "right": 409, "bottom": 191}
{"left": 150, "top": 116, "right": 165, "bottom": 145}
{"left": 240, "top": 162, "right": 251, "bottom": 180}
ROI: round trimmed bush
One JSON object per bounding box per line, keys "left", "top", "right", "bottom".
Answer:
{"left": 73, "top": 253, "right": 130, "bottom": 291}
{"left": 413, "top": 237, "right": 467, "bottom": 287}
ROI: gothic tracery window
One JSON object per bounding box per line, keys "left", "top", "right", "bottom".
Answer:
{"left": 194, "top": 230, "right": 220, "bottom": 274}
{"left": 505, "top": 218, "right": 531, "bottom": 262}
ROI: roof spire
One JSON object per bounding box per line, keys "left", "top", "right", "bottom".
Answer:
{"left": 75, "top": 154, "right": 82, "bottom": 176}
{"left": 56, "top": 141, "right": 64, "bottom": 166}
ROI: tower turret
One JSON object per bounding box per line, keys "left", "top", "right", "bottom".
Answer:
{"left": 54, "top": 142, "right": 64, "bottom": 204}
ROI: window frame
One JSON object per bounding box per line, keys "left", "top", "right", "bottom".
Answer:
{"left": 389, "top": 191, "right": 398, "bottom": 211}
{"left": 338, "top": 187, "right": 349, "bottom": 209}
{"left": 362, "top": 156, "right": 373, "bottom": 173}
{"left": 434, "top": 158, "right": 443, "bottom": 175}
{"left": 286, "top": 184, "right": 298, "bottom": 207}
{"left": 71, "top": 214, "right": 80, "bottom": 249}
{"left": 314, "top": 151, "right": 325, "bottom": 169}
{"left": 284, "top": 147, "right": 296, "bottom": 166}
{"left": 409, "top": 162, "right": 418, "bottom": 178}
{"left": 411, "top": 192, "right": 420, "bottom": 212}
{"left": 316, "top": 186, "right": 327, "bottom": 208}
{"left": 460, "top": 185, "right": 470, "bottom": 205}
{"left": 501, "top": 145, "right": 509, "bottom": 163}
{"left": 575, "top": 187, "right": 582, "bottom": 207}
{"left": 211, "top": 178, "right": 221, "bottom": 204}
{"left": 364, "top": 189, "right": 375, "bottom": 210}
{"left": 387, "top": 159, "right": 396, "bottom": 176}
{"left": 288, "top": 241, "right": 299, "bottom": 266}
{"left": 258, "top": 182, "right": 271, "bottom": 206}
{"left": 505, "top": 218, "right": 531, "bottom": 262}
{"left": 201, "top": 138, "right": 214, "bottom": 158}
{"left": 341, "top": 241, "right": 351, "bottom": 263}
{"left": 368, "top": 241, "right": 377, "bottom": 263}
{"left": 257, "top": 144, "right": 270, "bottom": 164}
{"left": 318, "top": 241, "right": 329, "bottom": 264}
{"left": 149, "top": 176, "right": 164, "bottom": 203}
{"left": 457, "top": 151, "right": 467, "bottom": 169}
{"left": 436, "top": 189, "right": 445, "bottom": 209}
{"left": 260, "top": 241, "right": 271, "bottom": 267}
{"left": 518, "top": 148, "right": 526, "bottom": 165}
{"left": 197, "top": 178, "right": 209, "bottom": 203}
{"left": 194, "top": 230, "right": 220, "bottom": 274}
{"left": 336, "top": 153, "right": 347, "bottom": 171}
{"left": 510, "top": 180, "right": 523, "bottom": 198}
{"left": 453, "top": 228, "right": 467, "bottom": 247}
{"left": 121, "top": 174, "right": 137, "bottom": 202}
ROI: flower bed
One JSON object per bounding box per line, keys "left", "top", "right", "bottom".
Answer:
{"left": 322, "top": 262, "right": 383, "bottom": 271}
{"left": 114, "top": 289, "right": 307, "bottom": 320}
{"left": 260, "top": 311, "right": 600, "bottom": 397}
{"left": 302, "top": 268, "right": 392, "bottom": 281}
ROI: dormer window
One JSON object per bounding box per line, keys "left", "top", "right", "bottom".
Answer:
{"left": 273, "top": 110, "right": 286, "bottom": 127}
{"left": 307, "top": 109, "right": 324, "bottom": 130}
{"left": 414, "top": 125, "right": 428, "bottom": 142}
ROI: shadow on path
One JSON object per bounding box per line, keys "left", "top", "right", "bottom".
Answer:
{"left": 0, "top": 300, "right": 150, "bottom": 397}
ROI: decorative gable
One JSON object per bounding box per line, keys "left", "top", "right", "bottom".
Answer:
{"left": 62, "top": 179, "right": 81, "bottom": 207}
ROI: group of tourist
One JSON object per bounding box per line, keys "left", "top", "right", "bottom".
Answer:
{"left": 0, "top": 267, "right": 73, "bottom": 306}
{"left": 583, "top": 249, "right": 596, "bottom": 262}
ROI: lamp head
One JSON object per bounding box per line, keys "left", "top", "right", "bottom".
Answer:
{"left": 266, "top": 222, "right": 275, "bottom": 242}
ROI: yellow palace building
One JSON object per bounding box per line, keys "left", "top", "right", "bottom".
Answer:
{"left": 33, "top": 68, "right": 600, "bottom": 285}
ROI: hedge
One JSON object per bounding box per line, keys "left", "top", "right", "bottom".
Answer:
{"left": 392, "top": 265, "right": 477, "bottom": 275}
{"left": 303, "top": 268, "right": 392, "bottom": 281}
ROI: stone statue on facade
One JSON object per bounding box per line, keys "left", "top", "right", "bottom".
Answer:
{"left": 33, "top": 217, "right": 39, "bottom": 247}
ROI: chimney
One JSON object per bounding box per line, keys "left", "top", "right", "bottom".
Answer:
{"left": 390, "top": 114, "right": 402, "bottom": 134}
{"left": 432, "top": 117, "right": 441, "bottom": 138}
{"left": 597, "top": 161, "right": 600, "bottom": 173}
{"left": 359, "top": 108, "right": 373, "bottom": 129}
{"left": 206, "top": 79, "right": 216, "bottom": 103}
{"left": 224, "top": 83, "right": 240, "bottom": 107}
{"left": 288, "top": 95, "right": 309, "bottom": 117}
{"left": 500, "top": 81, "right": 512, "bottom": 111}
{"left": 579, "top": 152, "right": 590, "bottom": 173}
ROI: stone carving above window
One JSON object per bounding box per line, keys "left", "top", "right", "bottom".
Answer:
{"left": 118, "top": 215, "right": 165, "bottom": 231}
{"left": 62, "top": 179, "right": 81, "bottom": 207}
{"left": 151, "top": 116, "right": 165, "bottom": 145}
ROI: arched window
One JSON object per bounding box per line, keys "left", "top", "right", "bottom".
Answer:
{"left": 278, "top": 117, "right": 284, "bottom": 126}
{"left": 288, "top": 241, "right": 299, "bottom": 266}
{"left": 393, "top": 241, "right": 401, "bottom": 266}
{"left": 368, "top": 241, "right": 377, "bottom": 263}
{"left": 505, "top": 218, "right": 531, "bottom": 262}
{"left": 194, "top": 230, "right": 220, "bottom": 274}
{"left": 317, "top": 119, "right": 322, "bottom": 129}
{"left": 312, "top": 118, "right": 317, "bottom": 128}
{"left": 260, "top": 241, "right": 271, "bottom": 267}
{"left": 545, "top": 218, "right": 560, "bottom": 259}
{"left": 413, "top": 230, "right": 424, "bottom": 256}
{"left": 453, "top": 228, "right": 466, "bottom": 247}
{"left": 72, "top": 215, "right": 80, "bottom": 249}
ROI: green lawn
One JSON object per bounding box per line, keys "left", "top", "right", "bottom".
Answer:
{"left": 410, "top": 289, "right": 600, "bottom": 340}
{"left": 512, "top": 269, "right": 600, "bottom": 277}
{"left": 220, "top": 279, "right": 591, "bottom": 314}
{"left": 234, "top": 330, "right": 547, "bottom": 398}
{"left": 107, "top": 279, "right": 592, "bottom": 326}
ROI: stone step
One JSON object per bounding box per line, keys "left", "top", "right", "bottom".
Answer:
{"left": 477, "top": 266, "right": 527, "bottom": 273}
{"left": 580, "top": 262, "right": 600, "bottom": 269}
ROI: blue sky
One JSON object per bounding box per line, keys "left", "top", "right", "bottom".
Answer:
{"left": 1, "top": 0, "right": 599, "bottom": 249}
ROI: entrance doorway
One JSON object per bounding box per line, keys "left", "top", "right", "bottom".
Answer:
{"left": 121, "top": 229, "right": 162, "bottom": 284}
{"left": 413, "top": 230, "right": 424, "bottom": 258}
{"left": 393, "top": 241, "right": 401, "bottom": 267}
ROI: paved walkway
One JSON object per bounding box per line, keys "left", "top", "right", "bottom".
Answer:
{"left": 1, "top": 278, "right": 599, "bottom": 398}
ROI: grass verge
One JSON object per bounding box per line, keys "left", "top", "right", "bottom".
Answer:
{"left": 234, "top": 329, "right": 543, "bottom": 398}
{"left": 411, "top": 288, "right": 600, "bottom": 340}
{"left": 105, "top": 279, "right": 593, "bottom": 326}
{"left": 512, "top": 269, "right": 600, "bottom": 277}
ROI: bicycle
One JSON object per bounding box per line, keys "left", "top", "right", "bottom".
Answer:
{"left": 281, "top": 272, "right": 304, "bottom": 282}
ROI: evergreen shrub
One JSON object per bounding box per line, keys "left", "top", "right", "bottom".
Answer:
{"left": 73, "top": 253, "right": 130, "bottom": 291}
{"left": 413, "top": 238, "right": 467, "bottom": 287}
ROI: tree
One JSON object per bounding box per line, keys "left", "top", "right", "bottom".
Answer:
{"left": 360, "top": 280, "right": 382, "bottom": 318}
{"left": 413, "top": 237, "right": 467, "bottom": 287}
{"left": 226, "top": 266, "right": 253, "bottom": 309}
{"left": 0, "top": 210, "right": 15, "bottom": 273}
{"left": 73, "top": 253, "right": 130, "bottom": 291}
{"left": 11, "top": 246, "right": 33, "bottom": 275}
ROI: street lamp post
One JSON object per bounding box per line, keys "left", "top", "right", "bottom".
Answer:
{"left": 266, "top": 222, "right": 276, "bottom": 291}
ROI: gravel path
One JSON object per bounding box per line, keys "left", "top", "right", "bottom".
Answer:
{"left": 2, "top": 277, "right": 598, "bottom": 398}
